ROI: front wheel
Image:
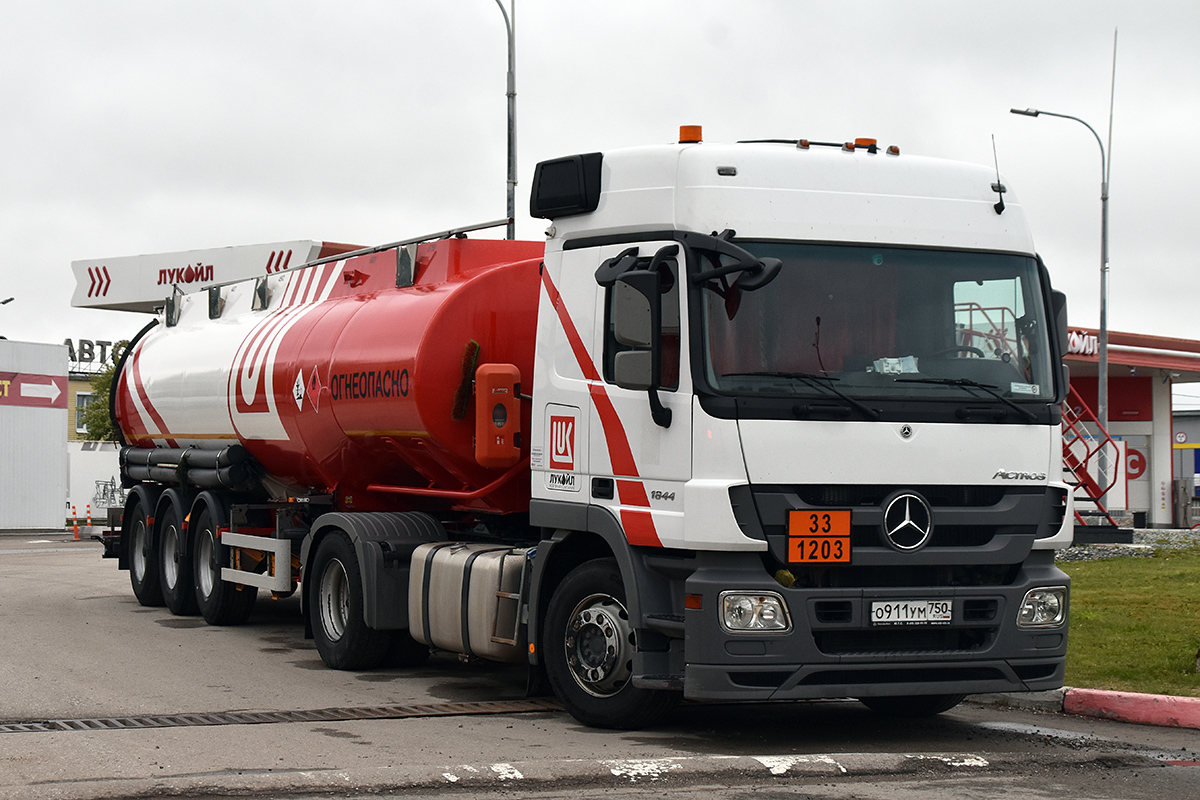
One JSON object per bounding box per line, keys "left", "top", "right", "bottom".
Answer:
{"left": 309, "top": 533, "right": 392, "bottom": 670}
{"left": 858, "top": 694, "right": 966, "bottom": 717}
{"left": 127, "top": 498, "right": 164, "bottom": 607}
{"left": 544, "top": 559, "right": 677, "bottom": 729}
{"left": 193, "top": 507, "right": 257, "bottom": 626}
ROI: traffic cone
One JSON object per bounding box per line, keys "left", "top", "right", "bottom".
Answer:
{"left": 72, "top": 505, "right": 79, "bottom": 541}
{"left": 86, "top": 504, "right": 92, "bottom": 528}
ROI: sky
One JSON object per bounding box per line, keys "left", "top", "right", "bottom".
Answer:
{"left": 3, "top": 1, "right": 1199, "bottom": 399}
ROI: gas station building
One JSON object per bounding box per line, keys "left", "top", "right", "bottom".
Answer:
{"left": 1064, "top": 326, "right": 1200, "bottom": 527}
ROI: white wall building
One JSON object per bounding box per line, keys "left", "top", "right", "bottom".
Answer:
{"left": 0, "top": 340, "right": 69, "bottom": 529}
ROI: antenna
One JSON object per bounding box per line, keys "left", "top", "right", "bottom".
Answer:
{"left": 990, "top": 134, "right": 1006, "bottom": 215}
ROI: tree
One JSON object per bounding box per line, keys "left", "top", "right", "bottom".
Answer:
{"left": 81, "top": 349, "right": 123, "bottom": 442}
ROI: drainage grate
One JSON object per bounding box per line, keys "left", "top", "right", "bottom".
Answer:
{"left": 0, "top": 698, "right": 561, "bottom": 734}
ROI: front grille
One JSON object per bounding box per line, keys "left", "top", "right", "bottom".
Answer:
{"left": 753, "top": 484, "right": 1051, "bottom": 587}
{"left": 848, "top": 524, "right": 1006, "bottom": 549}
{"left": 795, "top": 485, "right": 1006, "bottom": 508}
{"left": 814, "top": 627, "right": 994, "bottom": 656}
{"left": 780, "top": 562, "right": 1021, "bottom": 589}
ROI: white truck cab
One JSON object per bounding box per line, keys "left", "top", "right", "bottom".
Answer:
{"left": 525, "top": 131, "right": 1071, "bottom": 724}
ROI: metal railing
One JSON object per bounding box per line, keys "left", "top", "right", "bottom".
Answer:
{"left": 1062, "top": 385, "right": 1120, "bottom": 527}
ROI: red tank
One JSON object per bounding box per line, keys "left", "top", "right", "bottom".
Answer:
{"left": 115, "top": 238, "right": 545, "bottom": 513}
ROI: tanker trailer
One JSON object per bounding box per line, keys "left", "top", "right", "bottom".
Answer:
{"left": 111, "top": 234, "right": 545, "bottom": 659}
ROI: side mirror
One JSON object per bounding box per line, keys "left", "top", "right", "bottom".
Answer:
{"left": 1051, "top": 290, "right": 1068, "bottom": 357}
{"left": 614, "top": 350, "right": 653, "bottom": 390}
{"left": 612, "top": 271, "right": 657, "bottom": 349}
{"left": 611, "top": 270, "right": 671, "bottom": 427}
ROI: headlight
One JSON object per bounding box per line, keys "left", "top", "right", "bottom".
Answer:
{"left": 1017, "top": 587, "right": 1067, "bottom": 628}
{"left": 720, "top": 592, "right": 792, "bottom": 633}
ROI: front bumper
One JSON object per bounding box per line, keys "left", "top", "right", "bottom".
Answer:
{"left": 680, "top": 550, "right": 1068, "bottom": 701}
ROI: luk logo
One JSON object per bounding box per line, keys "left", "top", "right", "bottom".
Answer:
{"left": 550, "top": 415, "right": 575, "bottom": 470}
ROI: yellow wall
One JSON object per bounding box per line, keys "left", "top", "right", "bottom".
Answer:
{"left": 67, "top": 375, "right": 94, "bottom": 441}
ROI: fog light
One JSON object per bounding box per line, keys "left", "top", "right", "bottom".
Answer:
{"left": 1017, "top": 587, "right": 1067, "bottom": 628}
{"left": 720, "top": 592, "right": 791, "bottom": 633}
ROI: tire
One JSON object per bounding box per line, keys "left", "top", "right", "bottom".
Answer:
{"left": 127, "top": 498, "right": 164, "bottom": 607}
{"left": 192, "top": 506, "right": 257, "bottom": 626}
{"left": 159, "top": 503, "right": 199, "bottom": 616}
{"left": 858, "top": 694, "right": 966, "bottom": 717}
{"left": 544, "top": 558, "right": 678, "bottom": 729}
{"left": 310, "top": 533, "right": 392, "bottom": 670}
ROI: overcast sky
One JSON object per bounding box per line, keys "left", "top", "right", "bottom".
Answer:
{"left": 3, "top": 1, "right": 1198, "bottom": 388}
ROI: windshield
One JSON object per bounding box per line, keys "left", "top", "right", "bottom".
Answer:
{"left": 700, "top": 243, "right": 1055, "bottom": 403}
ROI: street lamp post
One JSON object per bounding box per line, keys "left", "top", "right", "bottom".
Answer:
{"left": 1010, "top": 105, "right": 1111, "bottom": 490}
{"left": 494, "top": 0, "right": 516, "bottom": 240}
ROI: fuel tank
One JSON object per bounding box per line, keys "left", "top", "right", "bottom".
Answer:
{"left": 115, "top": 238, "right": 545, "bottom": 513}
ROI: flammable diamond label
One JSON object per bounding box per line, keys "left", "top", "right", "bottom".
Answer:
{"left": 292, "top": 370, "right": 305, "bottom": 411}
{"left": 307, "top": 367, "right": 324, "bottom": 413}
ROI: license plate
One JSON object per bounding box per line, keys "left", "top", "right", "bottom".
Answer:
{"left": 870, "top": 599, "right": 953, "bottom": 626}
{"left": 787, "top": 510, "right": 851, "bottom": 563}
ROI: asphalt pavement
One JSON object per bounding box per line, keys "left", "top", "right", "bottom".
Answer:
{"left": 3, "top": 526, "right": 1198, "bottom": 733}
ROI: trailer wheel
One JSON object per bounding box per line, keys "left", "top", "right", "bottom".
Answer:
{"left": 193, "top": 507, "right": 256, "bottom": 626}
{"left": 544, "top": 558, "right": 677, "bottom": 729}
{"left": 159, "top": 503, "right": 199, "bottom": 616}
{"left": 858, "top": 694, "right": 966, "bottom": 717}
{"left": 310, "top": 533, "right": 392, "bottom": 670}
{"left": 127, "top": 498, "right": 164, "bottom": 607}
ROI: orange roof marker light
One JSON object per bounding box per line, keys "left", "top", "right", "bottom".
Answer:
{"left": 845, "top": 138, "right": 881, "bottom": 154}
{"left": 679, "top": 125, "right": 703, "bottom": 144}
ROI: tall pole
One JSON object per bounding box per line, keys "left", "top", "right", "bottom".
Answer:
{"left": 1011, "top": 30, "right": 1117, "bottom": 496}
{"left": 1100, "top": 29, "right": 1118, "bottom": 493}
{"left": 495, "top": 0, "right": 516, "bottom": 240}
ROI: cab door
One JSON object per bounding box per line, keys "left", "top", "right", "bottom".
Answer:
{"left": 587, "top": 241, "right": 692, "bottom": 549}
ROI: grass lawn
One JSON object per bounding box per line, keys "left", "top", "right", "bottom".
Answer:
{"left": 1060, "top": 544, "right": 1200, "bottom": 697}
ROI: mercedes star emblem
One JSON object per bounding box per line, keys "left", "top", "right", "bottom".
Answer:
{"left": 882, "top": 492, "right": 933, "bottom": 551}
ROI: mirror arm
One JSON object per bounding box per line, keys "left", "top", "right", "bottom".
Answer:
{"left": 647, "top": 388, "right": 672, "bottom": 428}
{"left": 646, "top": 244, "right": 679, "bottom": 273}
{"left": 691, "top": 261, "right": 748, "bottom": 283}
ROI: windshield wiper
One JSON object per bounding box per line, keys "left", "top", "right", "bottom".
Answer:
{"left": 895, "top": 377, "right": 1038, "bottom": 422}
{"left": 723, "top": 371, "right": 881, "bottom": 420}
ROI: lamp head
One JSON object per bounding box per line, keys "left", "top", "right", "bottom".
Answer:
{"left": 1010, "top": 108, "right": 1040, "bottom": 117}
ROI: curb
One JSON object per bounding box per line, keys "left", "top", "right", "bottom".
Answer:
{"left": 968, "top": 688, "right": 1067, "bottom": 713}
{"left": 1064, "top": 687, "right": 1200, "bottom": 730}
{"left": 970, "top": 688, "right": 1200, "bottom": 730}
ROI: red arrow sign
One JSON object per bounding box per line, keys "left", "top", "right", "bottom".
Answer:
{"left": 0, "top": 372, "right": 69, "bottom": 409}
{"left": 87, "top": 266, "right": 112, "bottom": 297}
